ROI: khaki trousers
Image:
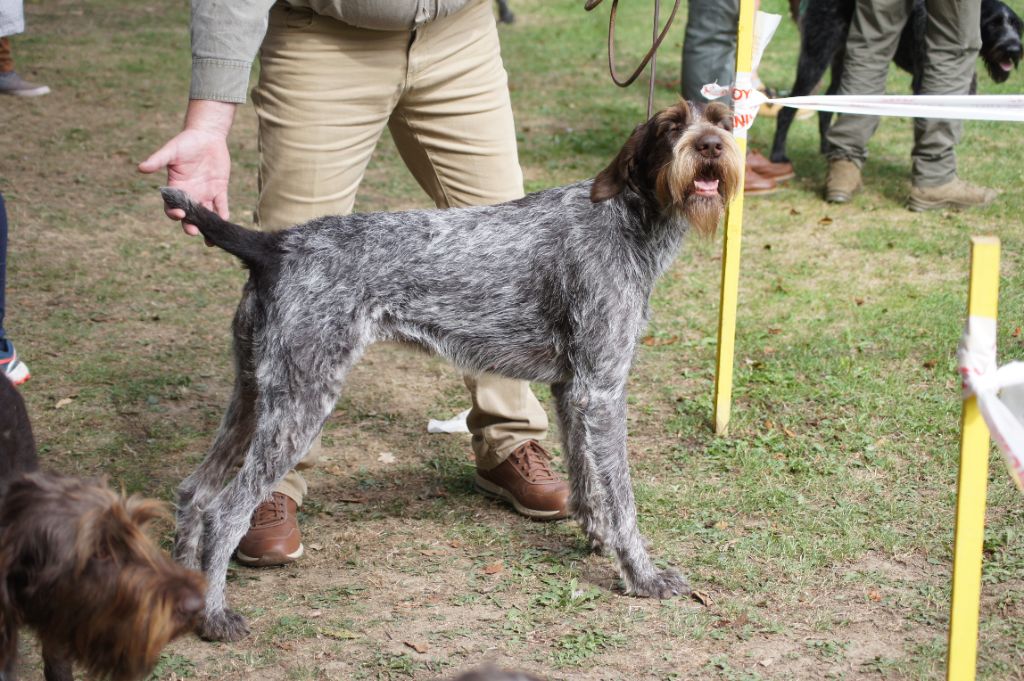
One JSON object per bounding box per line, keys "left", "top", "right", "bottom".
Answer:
{"left": 252, "top": 0, "right": 548, "bottom": 505}
{"left": 824, "top": 0, "right": 981, "bottom": 186}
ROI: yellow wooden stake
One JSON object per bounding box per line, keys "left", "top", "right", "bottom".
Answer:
{"left": 712, "top": 0, "right": 757, "bottom": 435}
{"left": 947, "top": 235, "right": 1000, "bottom": 681}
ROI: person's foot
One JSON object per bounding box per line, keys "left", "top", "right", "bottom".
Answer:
{"left": 475, "top": 440, "right": 570, "bottom": 520}
{"left": 747, "top": 149, "right": 795, "bottom": 182}
{"left": 744, "top": 167, "right": 778, "bottom": 196}
{"left": 235, "top": 492, "right": 304, "bottom": 566}
{"left": 825, "top": 159, "right": 862, "bottom": 203}
{"left": 907, "top": 178, "right": 998, "bottom": 212}
{"left": 0, "top": 339, "right": 30, "bottom": 386}
{"left": 0, "top": 71, "right": 50, "bottom": 97}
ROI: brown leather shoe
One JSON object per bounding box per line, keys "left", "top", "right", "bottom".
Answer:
{"left": 744, "top": 167, "right": 778, "bottom": 196}
{"left": 235, "top": 492, "right": 304, "bottom": 567}
{"left": 747, "top": 149, "right": 795, "bottom": 182}
{"left": 475, "top": 440, "right": 569, "bottom": 520}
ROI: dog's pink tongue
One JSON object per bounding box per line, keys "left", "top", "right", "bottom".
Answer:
{"left": 1001, "top": 60, "right": 1014, "bottom": 72}
{"left": 694, "top": 178, "right": 719, "bottom": 196}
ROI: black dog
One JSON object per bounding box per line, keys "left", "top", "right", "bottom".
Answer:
{"left": 770, "top": 0, "right": 1023, "bottom": 163}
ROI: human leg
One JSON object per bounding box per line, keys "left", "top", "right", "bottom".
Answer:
{"left": 235, "top": 6, "right": 412, "bottom": 562}
{"left": 388, "top": 0, "right": 566, "bottom": 517}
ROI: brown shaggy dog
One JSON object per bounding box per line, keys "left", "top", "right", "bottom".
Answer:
{"left": 0, "top": 375, "right": 206, "bottom": 681}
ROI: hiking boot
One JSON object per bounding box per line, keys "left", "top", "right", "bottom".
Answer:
{"left": 235, "top": 492, "right": 304, "bottom": 566}
{"left": 744, "top": 167, "right": 778, "bottom": 196}
{"left": 825, "top": 159, "right": 862, "bottom": 203}
{"left": 475, "top": 440, "right": 569, "bottom": 520}
{"left": 908, "top": 178, "right": 998, "bottom": 212}
{"left": 0, "top": 71, "right": 50, "bottom": 97}
{"left": 0, "top": 339, "right": 30, "bottom": 386}
{"left": 747, "top": 149, "right": 795, "bottom": 182}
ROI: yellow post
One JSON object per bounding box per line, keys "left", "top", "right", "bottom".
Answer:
{"left": 712, "top": 0, "right": 757, "bottom": 435}
{"left": 947, "top": 235, "right": 1000, "bottom": 681}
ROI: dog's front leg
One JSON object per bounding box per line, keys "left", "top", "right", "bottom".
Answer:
{"left": 41, "top": 645, "right": 72, "bottom": 681}
{"left": 560, "top": 379, "right": 689, "bottom": 599}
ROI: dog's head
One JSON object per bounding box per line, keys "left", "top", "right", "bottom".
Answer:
{"left": 980, "top": 0, "right": 1023, "bottom": 83}
{"left": 591, "top": 100, "right": 740, "bottom": 238}
{"left": 0, "top": 473, "right": 205, "bottom": 681}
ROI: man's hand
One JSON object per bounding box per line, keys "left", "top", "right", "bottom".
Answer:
{"left": 138, "top": 100, "right": 237, "bottom": 236}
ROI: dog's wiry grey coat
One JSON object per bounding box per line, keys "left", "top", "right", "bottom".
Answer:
{"left": 162, "top": 100, "right": 741, "bottom": 641}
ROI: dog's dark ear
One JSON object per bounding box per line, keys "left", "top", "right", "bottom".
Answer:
{"left": 703, "top": 101, "right": 734, "bottom": 132}
{"left": 591, "top": 123, "right": 644, "bottom": 202}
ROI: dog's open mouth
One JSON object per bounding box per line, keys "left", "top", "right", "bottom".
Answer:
{"left": 693, "top": 178, "right": 720, "bottom": 197}
{"left": 1000, "top": 59, "right": 1015, "bottom": 72}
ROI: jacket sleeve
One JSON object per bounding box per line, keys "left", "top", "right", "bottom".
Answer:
{"left": 189, "top": 0, "right": 278, "bottom": 103}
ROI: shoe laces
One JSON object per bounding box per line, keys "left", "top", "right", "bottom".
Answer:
{"left": 509, "top": 441, "right": 558, "bottom": 483}
{"left": 250, "top": 493, "right": 288, "bottom": 528}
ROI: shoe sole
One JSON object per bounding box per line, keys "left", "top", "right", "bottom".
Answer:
{"left": 236, "top": 543, "right": 304, "bottom": 567}
{"left": 907, "top": 197, "right": 996, "bottom": 212}
{"left": 4, "top": 363, "right": 30, "bottom": 386}
{"left": 474, "top": 475, "right": 568, "bottom": 520}
{"left": 756, "top": 170, "right": 796, "bottom": 183}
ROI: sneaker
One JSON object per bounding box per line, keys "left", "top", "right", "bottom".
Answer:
{"left": 0, "top": 339, "right": 30, "bottom": 386}
{"left": 235, "top": 492, "right": 304, "bottom": 566}
{"left": 475, "top": 440, "right": 570, "bottom": 520}
{"left": 825, "top": 159, "right": 863, "bottom": 203}
{"left": 0, "top": 71, "right": 50, "bottom": 97}
{"left": 908, "top": 178, "right": 998, "bottom": 212}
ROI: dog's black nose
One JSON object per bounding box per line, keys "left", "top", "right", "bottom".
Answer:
{"left": 696, "top": 132, "right": 724, "bottom": 159}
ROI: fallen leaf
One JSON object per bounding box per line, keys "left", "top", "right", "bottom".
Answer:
{"left": 418, "top": 549, "right": 446, "bottom": 556}
{"left": 819, "top": 216, "right": 833, "bottom": 225}
{"left": 641, "top": 335, "right": 679, "bottom": 347}
{"left": 337, "top": 495, "right": 368, "bottom": 503}
{"left": 482, "top": 561, "right": 504, "bottom": 575}
{"left": 448, "top": 540, "right": 463, "bottom": 548}
{"left": 868, "top": 589, "right": 882, "bottom": 602}
{"left": 783, "top": 427, "right": 796, "bottom": 438}
{"left": 691, "top": 590, "right": 713, "bottom": 607}
{"left": 319, "top": 627, "right": 359, "bottom": 640}
{"left": 923, "top": 359, "right": 937, "bottom": 369}
{"left": 377, "top": 452, "right": 396, "bottom": 464}
{"left": 855, "top": 298, "right": 865, "bottom": 306}
{"left": 55, "top": 397, "right": 74, "bottom": 410}
{"left": 404, "top": 641, "right": 429, "bottom": 654}
{"left": 789, "top": 208, "right": 800, "bottom": 216}
{"left": 1013, "top": 326, "right": 1022, "bottom": 338}
{"left": 767, "top": 327, "right": 781, "bottom": 335}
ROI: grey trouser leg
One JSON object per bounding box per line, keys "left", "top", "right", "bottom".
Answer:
{"left": 826, "top": 0, "right": 981, "bottom": 185}
{"left": 681, "top": 0, "right": 738, "bottom": 102}
{"left": 911, "top": 0, "right": 981, "bottom": 186}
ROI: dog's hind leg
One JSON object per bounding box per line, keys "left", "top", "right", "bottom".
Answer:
{"left": 196, "top": 338, "right": 362, "bottom": 642}
{"left": 771, "top": 44, "right": 833, "bottom": 162}
{"left": 175, "top": 290, "right": 260, "bottom": 570}
{"left": 558, "top": 378, "right": 689, "bottom": 599}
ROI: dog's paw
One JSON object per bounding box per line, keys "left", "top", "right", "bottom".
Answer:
{"left": 629, "top": 568, "right": 690, "bottom": 599}
{"left": 199, "top": 608, "right": 250, "bottom": 642}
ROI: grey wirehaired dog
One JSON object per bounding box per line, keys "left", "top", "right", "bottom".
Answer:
{"left": 160, "top": 99, "right": 741, "bottom": 642}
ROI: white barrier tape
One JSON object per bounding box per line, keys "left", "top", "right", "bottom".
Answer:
{"left": 703, "top": 11, "right": 1024, "bottom": 133}
{"left": 958, "top": 316, "right": 1024, "bottom": 491}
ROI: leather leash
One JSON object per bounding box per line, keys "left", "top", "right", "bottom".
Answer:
{"left": 585, "top": 0, "right": 683, "bottom": 119}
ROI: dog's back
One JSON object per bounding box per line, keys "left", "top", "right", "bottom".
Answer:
{"left": 0, "top": 375, "right": 38, "bottom": 484}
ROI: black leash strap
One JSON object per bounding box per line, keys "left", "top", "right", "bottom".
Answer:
{"left": 585, "top": 0, "right": 683, "bottom": 119}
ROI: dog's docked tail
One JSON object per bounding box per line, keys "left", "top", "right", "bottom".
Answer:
{"left": 160, "top": 188, "right": 276, "bottom": 269}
